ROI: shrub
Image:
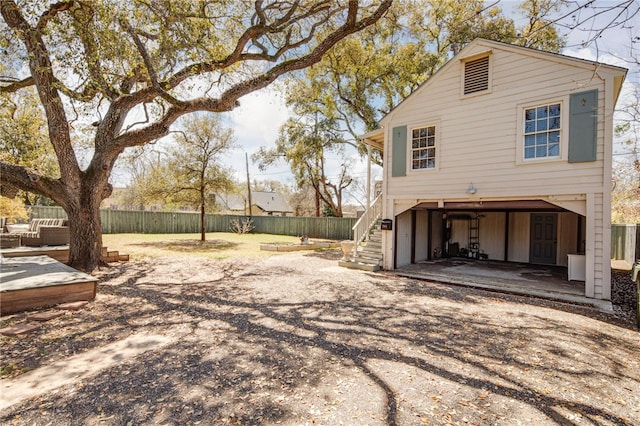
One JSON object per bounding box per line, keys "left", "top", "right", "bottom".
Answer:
{"left": 230, "top": 217, "right": 255, "bottom": 234}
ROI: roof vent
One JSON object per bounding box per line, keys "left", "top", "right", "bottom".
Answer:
{"left": 464, "top": 56, "right": 489, "bottom": 95}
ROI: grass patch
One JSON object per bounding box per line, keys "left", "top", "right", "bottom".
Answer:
{"left": 102, "top": 232, "right": 301, "bottom": 261}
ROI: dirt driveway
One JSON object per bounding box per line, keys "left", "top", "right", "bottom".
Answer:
{"left": 1, "top": 250, "right": 639, "bottom": 425}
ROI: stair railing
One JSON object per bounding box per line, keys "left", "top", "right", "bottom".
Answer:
{"left": 352, "top": 193, "right": 383, "bottom": 248}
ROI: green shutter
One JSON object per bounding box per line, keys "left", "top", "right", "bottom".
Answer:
{"left": 568, "top": 89, "right": 598, "bottom": 163}
{"left": 392, "top": 125, "right": 407, "bottom": 177}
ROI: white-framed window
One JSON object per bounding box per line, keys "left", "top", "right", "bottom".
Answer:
{"left": 524, "top": 102, "right": 561, "bottom": 159}
{"left": 411, "top": 125, "right": 436, "bottom": 170}
{"left": 516, "top": 98, "right": 568, "bottom": 164}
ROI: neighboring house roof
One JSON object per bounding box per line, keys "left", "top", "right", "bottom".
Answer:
{"left": 251, "top": 191, "right": 293, "bottom": 214}
{"left": 361, "top": 38, "right": 628, "bottom": 149}
{"left": 217, "top": 193, "right": 246, "bottom": 211}
{"left": 217, "top": 191, "right": 293, "bottom": 214}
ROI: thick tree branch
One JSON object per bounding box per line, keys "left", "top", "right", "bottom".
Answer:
{"left": 0, "top": 76, "right": 34, "bottom": 93}
{"left": 0, "top": 161, "right": 69, "bottom": 208}
{"left": 35, "top": 0, "right": 74, "bottom": 31}
{"left": 1, "top": 0, "right": 81, "bottom": 190}
{"left": 122, "top": 18, "right": 187, "bottom": 108}
{"left": 108, "top": 0, "right": 391, "bottom": 153}
{"left": 165, "top": 1, "right": 389, "bottom": 94}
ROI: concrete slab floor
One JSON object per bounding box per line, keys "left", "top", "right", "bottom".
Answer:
{"left": 394, "top": 258, "right": 612, "bottom": 311}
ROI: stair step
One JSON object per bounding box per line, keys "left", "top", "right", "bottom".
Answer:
{"left": 338, "top": 259, "right": 381, "bottom": 272}
{"left": 355, "top": 252, "right": 382, "bottom": 261}
{"left": 355, "top": 258, "right": 382, "bottom": 266}
{"left": 358, "top": 248, "right": 382, "bottom": 256}
{"left": 103, "top": 249, "right": 118, "bottom": 263}
{"left": 363, "top": 241, "right": 381, "bottom": 248}
{"left": 98, "top": 246, "right": 130, "bottom": 263}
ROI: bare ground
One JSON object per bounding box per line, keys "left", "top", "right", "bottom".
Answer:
{"left": 1, "top": 249, "right": 639, "bottom": 425}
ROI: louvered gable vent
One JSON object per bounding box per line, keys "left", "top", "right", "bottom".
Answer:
{"left": 464, "top": 56, "right": 489, "bottom": 95}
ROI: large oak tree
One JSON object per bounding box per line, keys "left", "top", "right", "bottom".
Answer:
{"left": 0, "top": 0, "right": 392, "bottom": 271}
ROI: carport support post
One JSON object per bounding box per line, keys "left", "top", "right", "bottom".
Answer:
{"left": 504, "top": 212, "right": 510, "bottom": 262}
{"left": 585, "top": 194, "right": 595, "bottom": 298}
{"left": 366, "top": 144, "right": 371, "bottom": 208}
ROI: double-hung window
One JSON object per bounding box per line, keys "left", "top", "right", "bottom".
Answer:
{"left": 524, "top": 103, "right": 561, "bottom": 159}
{"left": 411, "top": 126, "right": 436, "bottom": 170}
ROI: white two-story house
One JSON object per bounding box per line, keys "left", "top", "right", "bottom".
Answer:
{"left": 354, "top": 38, "right": 627, "bottom": 301}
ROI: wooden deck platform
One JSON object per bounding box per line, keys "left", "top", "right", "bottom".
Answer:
{"left": 1, "top": 245, "right": 71, "bottom": 262}
{"left": 0, "top": 256, "right": 97, "bottom": 315}
{"left": 0, "top": 245, "right": 128, "bottom": 263}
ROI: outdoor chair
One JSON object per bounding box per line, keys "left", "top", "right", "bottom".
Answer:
{"left": 18, "top": 218, "right": 70, "bottom": 246}
{"left": 0, "top": 217, "right": 22, "bottom": 248}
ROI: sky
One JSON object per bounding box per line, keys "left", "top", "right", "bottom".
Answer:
{"left": 222, "top": 88, "right": 379, "bottom": 193}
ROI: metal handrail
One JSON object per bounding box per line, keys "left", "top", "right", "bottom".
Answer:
{"left": 352, "top": 193, "right": 383, "bottom": 247}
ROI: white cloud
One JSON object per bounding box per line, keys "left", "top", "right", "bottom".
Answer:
{"left": 221, "top": 87, "right": 292, "bottom": 182}
{"left": 229, "top": 87, "right": 290, "bottom": 151}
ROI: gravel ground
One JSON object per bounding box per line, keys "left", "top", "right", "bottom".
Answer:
{"left": 1, "top": 250, "right": 639, "bottom": 425}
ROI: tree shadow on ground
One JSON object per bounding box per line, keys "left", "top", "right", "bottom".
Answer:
{"left": 1, "top": 258, "right": 638, "bottom": 425}
{"left": 302, "top": 248, "right": 343, "bottom": 260}
{"left": 131, "top": 239, "right": 239, "bottom": 252}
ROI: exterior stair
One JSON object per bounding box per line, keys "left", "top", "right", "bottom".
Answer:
{"left": 101, "top": 246, "right": 130, "bottom": 263}
{"left": 338, "top": 193, "right": 383, "bottom": 272}
{"left": 339, "top": 220, "right": 383, "bottom": 272}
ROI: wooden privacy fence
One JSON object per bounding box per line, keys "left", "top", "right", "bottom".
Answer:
{"left": 27, "top": 206, "right": 356, "bottom": 240}
{"left": 611, "top": 224, "right": 640, "bottom": 265}
{"left": 27, "top": 206, "right": 640, "bottom": 259}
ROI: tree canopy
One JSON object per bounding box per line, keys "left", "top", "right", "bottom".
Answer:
{"left": 134, "top": 114, "right": 236, "bottom": 240}
{"left": 255, "top": 0, "right": 566, "bottom": 213}
{"left": 282, "top": 0, "right": 566, "bottom": 155}
{"left": 0, "top": 0, "right": 392, "bottom": 271}
{"left": 255, "top": 112, "right": 352, "bottom": 217}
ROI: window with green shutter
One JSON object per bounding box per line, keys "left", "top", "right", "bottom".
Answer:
{"left": 411, "top": 126, "right": 437, "bottom": 169}
{"left": 523, "top": 103, "right": 562, "bottom": 159}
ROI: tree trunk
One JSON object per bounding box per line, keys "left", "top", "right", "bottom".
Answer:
{"left": 200, "top": 203, "right": 206, "bottom": 242}
{"left": 66, "top": 201, "right": 107, "bottom": 272}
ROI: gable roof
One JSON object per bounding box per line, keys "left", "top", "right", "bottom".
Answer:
{"left": 217, "top": 191, "right": 293, "bottom": 214}
{"left": 251, "top": 191, "right": 293, "bottom": 213}
{"left": 216, "top": 193, "right": 246, "bottom": 211}
{"left": 367, "top": 38, "right": 627, "bottom": 137}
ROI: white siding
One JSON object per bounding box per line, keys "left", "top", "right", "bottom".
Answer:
{"left": 479, "top": 212, "right": 506, "bottom": 260}
{"left": 379, "top": 39, "right": 623, "bottom": 300}
{"left": 448, "top": 212, "right": 505, "bottom": 260}
{"left": 557, "top": 212, "right": 579, "bottom": 267}
{"left": 508, "top": 213, "right": 530, "bottom": 262}
{"left": 449, "top": 218, "right": 469, "bottom": 252}
{"left": 594, "top": 193, "right": 605, "bottom": 298}
{"left": 431, "top": 212, "right": 443, "bottom": 257}
{"left": 384, "top": 44, "right": 609, "bottom": 201}
{"left": 415, "top": 210, "right": 430, "bottom": 262}
{"left": 395, "top": 210, "right": 412, "bottom": 268}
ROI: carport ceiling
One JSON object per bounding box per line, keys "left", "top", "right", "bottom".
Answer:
{"left": 413, "top": 200, "right": 566, "bottom": 212}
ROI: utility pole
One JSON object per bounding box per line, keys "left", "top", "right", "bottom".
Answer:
{"left": 314, "top": 110, "right": 321, "bottom": 217}
{"left": 245, "top": 152, "right": 252, "bottom": 218}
